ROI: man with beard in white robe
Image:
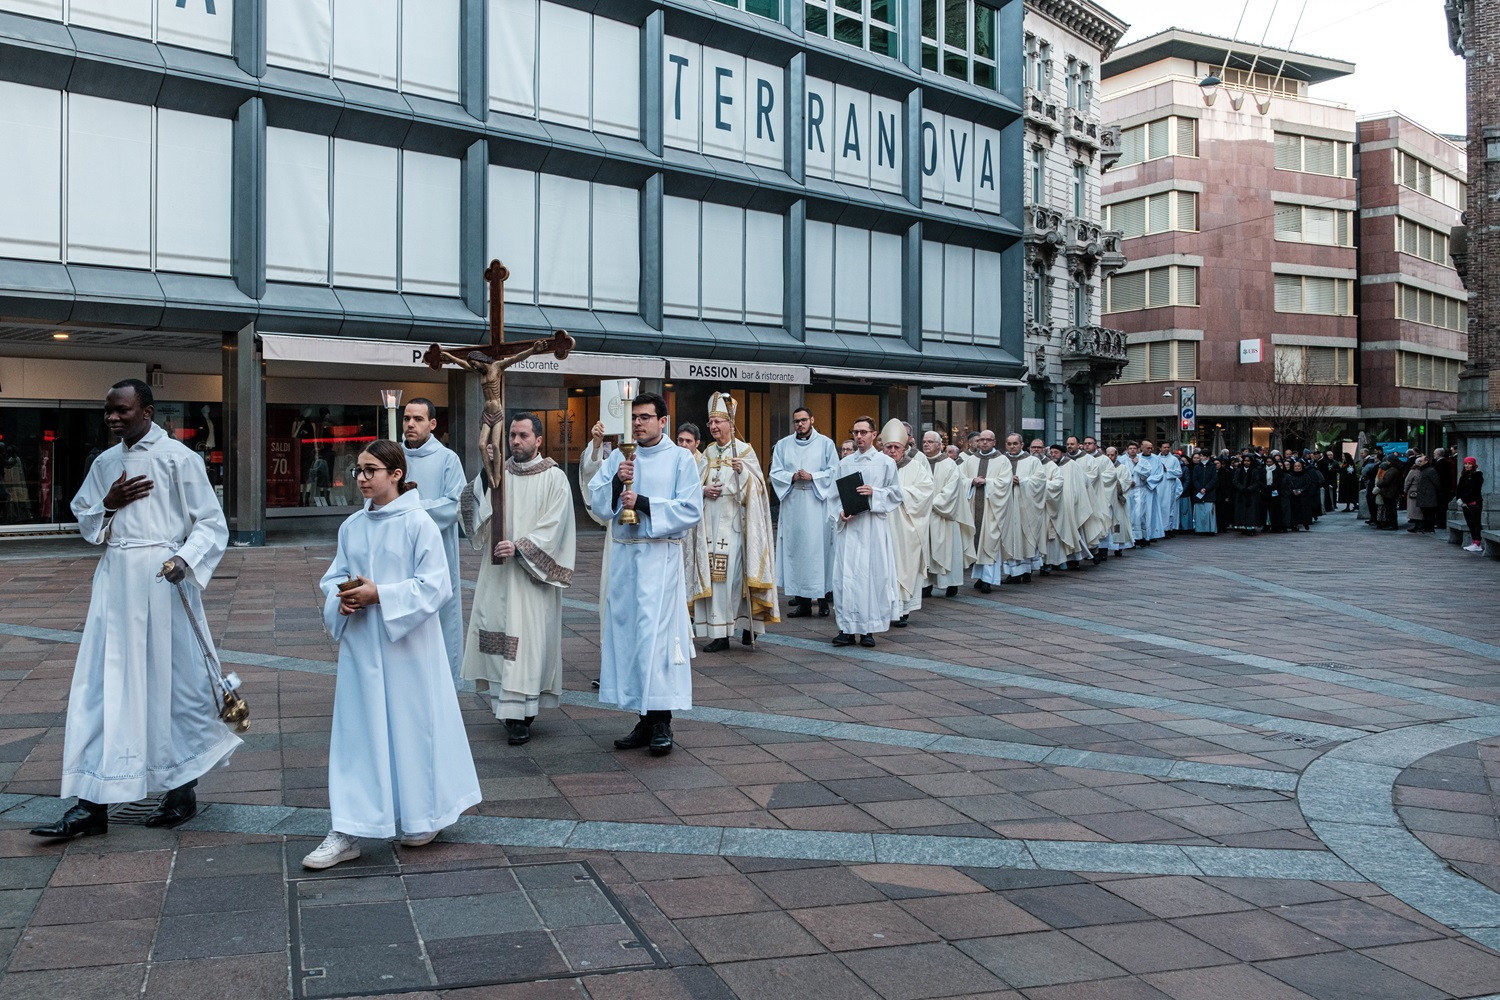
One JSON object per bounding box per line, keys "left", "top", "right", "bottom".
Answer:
{"left": 1076, "top": 437, "right": 1111, "bottom": 564}
{"left": 690, "top": 393, "right": 778, "bottom": 651}
{"left": 769, "top": 407, "right": 838, "bottom": 619}
{"left": 959, "top": 430, "right": 1002, "bottom": 591}
{"left": 1129, "top": 441, "right": 1167, "bottom": 545}
{"left": 33, "top": 379, "right": 239, "bottom": 839}
{"left": 970, "top": 434, "right": 1047, "bottom": 588}
{"left": 1105, "top": 446, "right": 1135, "bottom": 555}
{"left": 921, "top": 431, "right": 966, "bottom": 598}
{"left": 401, "top": 398, "right": 467, "bottom": 687}
{"left": 882, "top": 420, "right": 933, "bottom": 626}
{"left": 829, "top": 416, "right": 903, "bottom": 647}
{"left": 461, "top": 414, "right": 577, "bottom": 746}
{"left": 1033, "top": 440, "right": 1067, "bottom": 575}
{"left": 1159, "top": 445, "right": 1184, "bottom": 536}
{"left": 1047, "top": 442, "right": 1091, "bottom": 572}
{"left": 589, "top": 393, "right": 702, "bottom": 755}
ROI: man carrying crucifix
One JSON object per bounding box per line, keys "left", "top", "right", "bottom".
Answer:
{"left": 460, "top": 414, "right": 576, "bottom": 746}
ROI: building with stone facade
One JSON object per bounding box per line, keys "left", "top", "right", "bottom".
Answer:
{"left": 1356, "top": 113, "right": 1467, "bottom": 454}
{"left": 0, "top": 0, "right": 1030, "bottom": 543}
{"left": 1018, "top": 0, "right": 1128, "bottom": 444}
{"left": 1099, "top": 29, "right": 1360, "bottom": 452}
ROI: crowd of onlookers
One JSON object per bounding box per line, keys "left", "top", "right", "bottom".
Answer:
{"left": 1355, "top": 447, "right": 1488, "bottom": 551}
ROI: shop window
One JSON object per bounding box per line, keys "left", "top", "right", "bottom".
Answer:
{"left": 265, "top": 404, "right": 429, "bottom": 509}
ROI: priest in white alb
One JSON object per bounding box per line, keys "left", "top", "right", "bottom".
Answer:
{"left": 1106, "top": 445, "right": 1136, "bottom": 555}
{"left": 401, "top": 398, "right": 468, "bottom": 687}
{"left": 769, "top": 406, "right": 838, "bottom": 619}
{"left": 921, "top": 431, "right": 967, "bottom": 598}
{"left": 881, "top": 420, "right": 933, "bottom": 625}
{"left": 461, "top": 413, "right": 577, "bottom": 746}
{"left": 970, "top": 433, "right": 1046, "bottom": 589}
{"left": 588, "top": 392, "right": 703, "bottom": 756}
{"left": 828, "top": 416, "right": 904, "bottom": 647}
{"left": 33, "top": 379, "right": 239, "bottom": 840}
{"left": 690, "top": 392, "right": 778, "bottom": 651}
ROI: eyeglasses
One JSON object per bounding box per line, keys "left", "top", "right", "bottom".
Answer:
{"left": 351, "top": 465, "right": 392, "bottom": 479}
{"left": 631, "top": 413, "right": 662, "bottom": 423}
{"left": 793, "top": 417, "right": 811, "bottom": 424}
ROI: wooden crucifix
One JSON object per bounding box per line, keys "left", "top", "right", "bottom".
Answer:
{"left": 423, "top": 259, "right": 574, "bottom": 563}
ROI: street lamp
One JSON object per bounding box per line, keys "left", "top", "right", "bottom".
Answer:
{"left": 380, "top": 388, "right": 403, "bottom": 442}
{"left": 1422, "top": 399, "right": 1443, "bottom": 456}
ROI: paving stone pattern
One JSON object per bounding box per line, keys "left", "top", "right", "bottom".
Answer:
{"left": 0, "top": 514, "right": 1496, "bottom": 997}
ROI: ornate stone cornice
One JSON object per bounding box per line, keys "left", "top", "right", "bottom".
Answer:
{"left": 1445, "top": 0, "right": 1466, "bottom": 55}
{"left": 1025, "top": 0, "right": 1130, "bottom": 59}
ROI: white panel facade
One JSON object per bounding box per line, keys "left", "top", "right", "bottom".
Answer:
{"left": 805, "top": 77, "right": 835, "bottom": 180}
{"left": 942, "top": 244, "right": 974, "bottom": 341}
{"left": 488, "top": 0, "right": 536, "bottom": 116}
{"left": 0, "top": 82, "right": 61, "bottom": 261}
{"left": 832, "top": 85, "right": 870, "bottom": 187}
{"left": 155, "top": 109, "right": 232, "bottom": 275}
{"left": 401, "top": 0, "right": 460, "bottom": 101}
{"left": 700, "top": 202, "right": 744, "bottom": 321}
{"left": 833, "top": 226, "right": 869, "bottom": 327}
{"left": 746, "top": 60, "right": 782, "bottom": 168}
{"left": 538, "top": 2, "right": 590, "bottom": 129}
{"left": 332, "top": 0, "right": 398, "bottom": 89}
{"left": 744, "top": 209, "right": 783, "bottom": 325}
{"left": 920, "top": 109, "right": 944, "bottom": 205}
{"left": 331, "top": 138, "right": 398, "bottom": 289}
{"left": 66, "top": 95, "right": 151, "bottom": 269}
{"left": 663, "top": 37, "right": 700, "bottom": 152}
{"left": 663, "top": 196, "right": 700, "bottom": 317}
{"left": 157, "top": 0, "right": 234, "bottom": 53}
{"left": 921, "top": 240, "right": 943, "bottom": 337}
{"left": 68, "top": 0, "right": 152, "bottom": 39}
{"left": 487, "top": 165, "right": 537, "bottom": 302}
{"left": 665, "top": 41, "right": 782, "bottom": 168}
{"left": 701, "top": 53, "right": 747, "bottom": 163}
{"left": 266, "top": 127, "right": 330, "bottom": 283}
{"left": 870, "top": 94, "right": 902, "bottom": 194}
{"left": 974, "top": 124, "right": 1001, "bottom": 214}
{"left": 942, "top": 117, "right": 974, "bottom": 209}
{"left": 591, "top": 183, "right": 639, "bottom": 313}
{"left": 591, "top": 17, "right": 640, "bottom": 139}
{"left": 974, "top": 248, "right": 1002, "bottom": 341}
{"left": 0, "top": 0, "right": 62, "bottom": 18}
{"left": 267, "top": 0, "right": 332, "bottom": 73}
{"left": 400, "top": 151, "right": 460, "bottom": 295}
{"left": 537, "top": 173, "right": 589, "bottom": 307}
{"left": 805, "top": 220, "right": 834, "bottom": 330}
{"left": 869, "top": 231, "right": 902, "bottom": 335}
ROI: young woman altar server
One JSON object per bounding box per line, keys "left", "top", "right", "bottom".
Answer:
{"left": 305, "top": 439, "right": 481, "bottom": 869}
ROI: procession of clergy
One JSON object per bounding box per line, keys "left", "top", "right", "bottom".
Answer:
{"left": 32, "top": 377, "right": 1194, "bottom": 866}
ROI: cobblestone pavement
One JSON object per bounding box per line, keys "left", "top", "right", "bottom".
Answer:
{"left": 0, "top": 511, "right": 1498, "bottom": 998}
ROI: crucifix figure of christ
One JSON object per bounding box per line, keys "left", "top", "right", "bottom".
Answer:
{"left": 423, "top": 259, "right": 574, "bottom": 563}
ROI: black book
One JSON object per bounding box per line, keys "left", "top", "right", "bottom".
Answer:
{"left": 837, "top": 471, "right": 869, "bottom": 516}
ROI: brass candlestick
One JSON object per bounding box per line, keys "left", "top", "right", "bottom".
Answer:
{"left": 618, "top": 442, "right": 639, "bottom": 525}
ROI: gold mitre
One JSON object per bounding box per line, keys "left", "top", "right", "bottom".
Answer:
{"left": 879, "top": 418, "right": 908, "bottom": 446}
{"left": 707, "top": 391, "right": 737, "bottom": 422}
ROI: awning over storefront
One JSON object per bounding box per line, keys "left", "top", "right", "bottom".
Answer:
{"left": 665, "top": 359, "right": 810, "bottom": 385}
{"left": 811, "top": 366, "right": 1025, "bottom": 388}
{"left": 258, "top": 333, "right": 666, "bottom": 378}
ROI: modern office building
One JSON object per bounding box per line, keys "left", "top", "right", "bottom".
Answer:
{"left": 0, "top": 0, "right": 1025, "bottom": 542}
{"left": 1355, "top": 113, "right": 1467, "bottom": 453}
{"left": 1098, "top": 29, "right": 1360, "bottom": 451}
{"left": 1018, "top": 0, "right": 1128, "bottom": 445}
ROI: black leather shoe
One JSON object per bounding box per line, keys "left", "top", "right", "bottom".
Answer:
{"left": 892, "top": 615, "right": 909, "bottom": 628}
{"left": 32, "top": 799, "right": 108, "bottom": 839}
{"left": 741, "top": 629, "right": 754, "bottom": 646}
{"left": 614, "top": 721, "right": 651, "bottom": 750}
{"left": 591, "top": 677, "right": 601, "bottom": 689}
{"left": 832, "top": 632, "right": 855, "bottom": 646}
{"left": 649, "top": 723, "right": 674, "bottom": 755}
{"left": 703, "top": 637, "right": 730, "bottom": 653}
{"left": 859, "top": 634, "right": 876, "bottom": 648}
{"left": 1021, "top": 573, "right": 1033, "bottom": 583}
{"left": 505, "top": 719, "right": 531, "bottom": 745}
{"left": 145, "top": 782, "right": 197, "bottom": 828}
{"left": 975, "top": 580, "right": 992, "bottom": 593}
{"left": 788, "top": 603, "right": 812, "bottom": 618}
{"left": 817, "top": 599, "right": 830, "bottom": 617}
{"left": 945, "top": 586, "right": 958, "bottom": 597}
{"left": 921, "top": 585, "right": 933, "bottom": 598}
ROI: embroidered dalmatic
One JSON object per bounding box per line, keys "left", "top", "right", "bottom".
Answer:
{"left": 588, "top": 436, "right": 703, "bottom": 713}
{"left": 689, "top": 439, "right": 779, "bottom": 638}
{"left": 319, "top": 489, "right": 481, "bottom": 838}
{"left": 403, "top": 435, "right": 467, "bottom": 686}
{"left": 64, "top": 422, "right": 240, "bottom": 803}
{"left": 460, "top": 455, "right": 577, "bottom": 721}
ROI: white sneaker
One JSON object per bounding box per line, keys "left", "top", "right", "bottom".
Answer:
{"left": 1466, "top": 542, "right": 1484, "bottom": 552}
{"left": 302, "top": 831, "right": 360, "bottom": 869}
{"left": 398, "top": 830, "right": 438, "bottom": 847}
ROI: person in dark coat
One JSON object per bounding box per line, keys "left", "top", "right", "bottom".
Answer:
{"left": 1285, "top": 459, "right": 1315, "bottom": 530}
{"left": 1337, "top": 455, "right": 1359, "bottom": 511}
{"left": 1316, "top": 450, "right": 1338, "bottom": 513}
{"left": 1432, "top": 448, "right": 1456, "bottom": 530}
{"left": 1233, "top": 454, "right": 1266, "bottom": 536}
{"left": 1407, "top": 455, "right": 1440, "bottom": 533}
{"left": 1375, "top": 460, "right": 1402, "bottom": 529}
{"left": 1189, "top": 453, "right": 1218, "bottom": 534}
{"left": 1362, "top": 452, "right": 1381, "bottom": 523}
{"left": 1267, "top": 456, "right": 1290, "bottom": 532}
{"left": 1457, "top": 457, "right": 1485, "bottom": 551}
{"left": 1215, "top": 456, "right": 1236, "bottom": 533}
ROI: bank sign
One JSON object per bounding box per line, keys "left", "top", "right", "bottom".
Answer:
{"left": 664, "top": 38, "right": 1001, "bottom": 216}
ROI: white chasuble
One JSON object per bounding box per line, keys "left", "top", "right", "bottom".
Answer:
{"left": 691, "top": 440, "right": 779, "bottom": 638}
{"left": 461, "top": 456, "right": 577, "bottom": 720}
{"left": 588, "top": 437, "right": 703, "bottom": 713}
{"left": 769, "top": 431, "right": 839, "bottom": 599}
{"left": 64, "top": 423, "right": 240, "bottom": 803}
{"left": 891, "top": 456, "right": 934, "bottom": 613}
{"left": 829, "top": 448, "right": 904, "bottom": 635}
{"left": 1111, "top": 458, "right": 1136, "bottom": 550}
{"left": 924, "top": 453, "right": 968, "bottom": 591}
{"left": 320, "top": 490, "right": 481, "bottom": 839}
{"left": 403, "top": 435, "right": 468, "bottom": 686}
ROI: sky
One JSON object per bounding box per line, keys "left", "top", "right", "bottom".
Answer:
{"left": 1100, "top": 0, "right": 1468, "bottom": 137}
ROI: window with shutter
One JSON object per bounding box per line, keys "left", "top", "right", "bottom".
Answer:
{"left": 1146, "top": 266, "right": 1170, "bottom": 307}
{"left": 1177, "top": 192, "right": 1198, "bottom": 231}
{"left": 1335, "top": 348, "right": 1351, "bottom": 384}
{"left": 1121, "top": 343, "right": 1147, "bottom": 381}
{"left": 1275, "top": 274, "right": 1302, "bottom": 312}
{"left": 1303, "top": 138, "right": 1336, "bottom": 175}
{"left": 1336, "top": 279, "right": 1350, "bottom": 315}
{"left": 1306, "top": 347, "right": 1336, "bottom": 383}
{"left": 1335, "top": 143, "right": 1349, "bottom": 176}
{"left": 1147, "top": 343, "right": 1173, "bottom": 381}
{"left": 1119, "top": 125, "right": 1144, "bottom": 165}
{"left": 1399, "top": 152, "right": 1417, "bottom": 188}
{"left": 1275, "top": 133, "right": 1301, "bottom": 170}
{"left": 1112, "top": 198, "right": 1145, "bottom": 237}
{"left": 1147, "top": 193, "right": 1169, "bottom": 233}
{"left": 1419, "top": 227, "right": 1433, "bottom": 259}
{"left": 1176, "top": 266, "right": 1197, "bottom": 306}
{"left": 1108, "top": 270, "right": 1146, "bottom": 312}
{"left": 1304, "top": 207, "right": 1336, "bottom": 244}
{"left": 1420, "top": 292, "right": 1434, "bottom": 325}
{"left": 1337, "top": 210, "right": 1351, "bottom": 246}
{"left": 1147, "top": 119, "right": 1169, "bottom": 159}
{"left": 1175, "top": 117, "right": 1197, "bottom": 156}
{"left": 1400, "top": 219, "right": 1418, "bottom": 254}
{"left": 1274, "top": 204, "right": 1301, "bottom": 240}
{"left": 1304, "top": 276, "right": 1335, "bottom": 314}
{"left": 1176, "top": 341, "right": 1197, "bottom": 380}
{"left": 1275, "top": 345, "right": 1304, "bottom": 383}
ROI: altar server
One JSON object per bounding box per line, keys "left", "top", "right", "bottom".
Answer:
{"left": 829, "top": 416, "right": 903, "bottom": 647}
{"left": 769, "top": 407, "right": 838, "bottom": 618}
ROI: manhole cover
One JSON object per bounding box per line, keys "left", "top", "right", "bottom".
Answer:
{"left": 289, "top": 861, "right": 661, "bottom": 998}
{"left": 1259, "top": 732, "right": 1333, "bottom": 749}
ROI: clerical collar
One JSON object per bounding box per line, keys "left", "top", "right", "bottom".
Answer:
{"left": 976, "top": 448, "right": 998, "bottom": 458}
{"left": 796, "top": 431, "right": 811, "bottom": 442}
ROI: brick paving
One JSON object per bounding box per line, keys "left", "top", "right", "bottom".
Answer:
{"left": 0, "top": 512, "right": 1496, "bottom": 997}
